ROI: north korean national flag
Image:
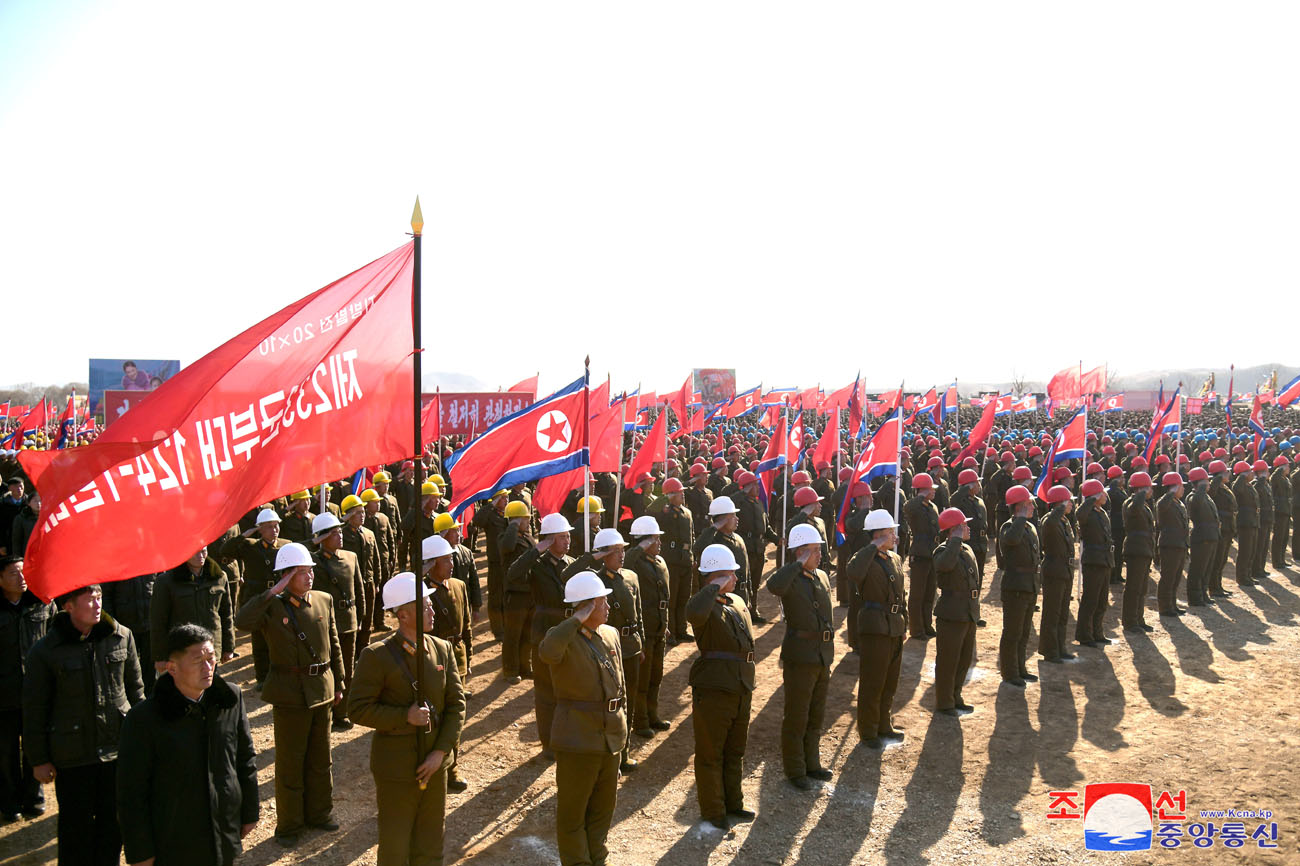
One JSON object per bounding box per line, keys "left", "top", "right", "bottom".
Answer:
{"left": 446, "top": 374, "right": 589, "bottom": 520}
{"left": 1099, "top": 393, "right": 1124, "bottom": 413}
{"left": 1276, "top": 374, "right": 1300, "bottom": 409}
{"left": 835, "top": 409, "right": 900, "bottom": 544}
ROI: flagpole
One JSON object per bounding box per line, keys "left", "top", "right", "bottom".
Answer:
{"left": 614, "top": 393, "right": 628, "bottom": 524}
{"left": 662, "top": 395, "right": 670, "bottom": 492}
{"left": 408, "top": 197, "right": 429, "bottom": 784}
{"left": 780, "top": 397, "right": 790, "bottom": 567}
{"left": 584, "top": 358, "right": 592, "bottom": 552}
{"left": 893, "top": 382, "right": 904, "bottom": 527}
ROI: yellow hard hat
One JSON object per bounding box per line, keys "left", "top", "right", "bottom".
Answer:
{"left": 360, "top": 489, "right": 382, "bottom": 503}
{"left": 578, "top": 495, "right": 605, "bottom": 514}
{"left": 493, "top": 489, "right": 510, "bottom": 500}
{"left": 433, "top": 512, "right": 461, "bottom": 533}
{"left": 505, "top": 501, "right": 530, "bottom": 519}
{"left": 340, "top": 494, "right": 363, "bottom": 513}
{"left": 421, "top": 481, "right": 442, "bottom": 497}
{"left": 290, "top": 490, "right": 311, "bottom": 502}
{"left": 429, "top": 474, "right": 447, "bottom": 487}
{"left": 372, "top": 471, "right": 391, "bottom": 484}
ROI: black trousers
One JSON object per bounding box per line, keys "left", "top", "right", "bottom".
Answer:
{"left": 53, "top": 761, "right": 121, "bottom": 866}
{"left": 0, "top": 708, "right": 42, "bottom": 814}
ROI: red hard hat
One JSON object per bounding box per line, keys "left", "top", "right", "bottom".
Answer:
{"left": 1125, "top": 442, "right": 1137, "bottom": 451}
{"left": 1153, "top": 454, "right": 1170, "bottom": 466}
{"left": 1274, "top": 455, "right": 1291, "bottom": 467}
{"left": 850, "top": 481, "right": 872, "bottom": 498}
{"left": 1102, "top": 435, "right": 1113, "bottom": 445}
{"left": 1252, "top": 460, "right": 1268, "bottom": 472}
{"left": 929, "top": 449, "right": 943, "bottom": 460}
{"left": 1053, "top": 466, "right": 1072, "bottom": 482}
{"left": 711, "top": 457, "right": 726, "bottom": 469}
{"left": 1188, "top": 467, "right": 1209, "bottom": 482}
{"left": 938, "top": 507, "right": 970, "bottom": 531}
{"left": 1086, "top": 462, "right": 1103, "bottom": 476}
{"left": 1162, "top": 472, "right": 1183, "bottom": 487}
{"left": 1231, "top": 445, "right": 1245, "bottom": 455}
{"left": 1131, "top": 456, "right": 1148, "bottom": 469}
{"left": 911, "top": 473, "right": 934, "bottom": 490}
{"left": 667, "top": 446, "right": 678, "bottom": 457}
{"left": 1198, "top": 450, "right": 1212, "bottom": 462}
{"left": 1006, "top": 486, "right": 1032, "bottom": 506}
{"left": 745, "top": 447, "right": 757, "bottom": 457}
{"left": 793, "top": 486, "right": 823, "bottom": 507}
{"left": 962, "top": 457, "right": 978, "bottom": 468}
{"left": 815, "top": 459, "right": 830, "bottom": 471}
{"left": 1107, "top": 465, "right": 1124, "bottom": 479}
{"left": 926, "top": 436, "right": 940, "bottom": 447}
{"left": 662, "top": 477, "right": 684, "bottom": 494}
{"left": 791, "top": 470, "right": 811, "bottom": 486}
{"left": 1014, "top": 444, "right": 1027, "bottom": 455}
{"left": 1102, "top": 445, "right": 1116, "bottom": 456}
{"left": 958, "top": 469, "right": 979, "bottom": 485}
{"left": 694, "top": 456, "right": 706, "bottom": 465}
{"left": 1046, "top": 485, "right": 1071, "bottom": 504}
{"left": 1213, "top": 447, "right": 1228, "bottom": 458}
{"left": 1233, "top": 460, "right": 1252, "bottom": 475}
{"left": 1130, "top": 471, "right": 1153, "bottom": 488}
{"left": 727, "top": 445, "right": 739, "bottom": 455}
{"left": 985, "top": 447, "right": 998, "bottom": 458}
{"left": 927, "top": 456, "right": 944, "bottom": 469}
{"left": 1081, "top": 479, "right": 1104, "bottom": 497}
{"left": 839, "top": 466, "right": 853, "bottom": 482}
{"left": 1208, "top": 460, "right": 1228, "bottom": 474}
{"left": 1012, "top": 466, "right": 1033, "bottom": 481}
{"left": 690, "top": 463, "right": 707, "bottom": 477}
{"left": 735, "top": 471, "right": 756, "bottom": 487}
{"left": 748, "top": 460, "right": 759, "bottom": 473}
{"left": 900, "top": 447, "right": 912, "bottom": 459}
{"left": 1177, "top": 454, "right": 1189, "bottom": 464}
{"left": 1001, "top": 451, "right": 1015, "bottom": 463}
{"left": 1028, "top": 446, "right": 1043, "bottom": 458}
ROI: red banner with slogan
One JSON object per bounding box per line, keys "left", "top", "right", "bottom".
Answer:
{"left": 19, "top": 243, "right": 416, "bottom": 600}
{"left": 426, "top": 392, "right": 533, "bottom": 437}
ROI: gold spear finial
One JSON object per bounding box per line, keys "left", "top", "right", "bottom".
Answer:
{"left": 411, "top": 196, "right": 424, "bottom": 236}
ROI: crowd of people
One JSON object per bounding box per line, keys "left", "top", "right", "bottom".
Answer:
{"left": 1, "top": 396, "right": 1296, "bottom": 866}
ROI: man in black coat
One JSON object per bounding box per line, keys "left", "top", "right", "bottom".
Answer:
{"left": 117, "top": 624, "right": 260, "bottom": 866}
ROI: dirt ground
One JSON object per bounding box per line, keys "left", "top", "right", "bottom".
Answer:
{"left": 4, "top": 548, "right": 1298, "bottom": 866}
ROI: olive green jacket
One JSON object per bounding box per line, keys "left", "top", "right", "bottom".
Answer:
{"left": 538, "top": 617, "right": 627, "bottom": 754}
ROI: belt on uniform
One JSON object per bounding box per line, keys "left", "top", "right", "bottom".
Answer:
{"left": 271, "top": 662, "right": 328, "bottom": 676}
{"left": 437, "top": 633, "right": 463, "bottom": 644}
{"left": 790, "top": 629, "right": 834, "bottom": 643}
{"left": 700, "top": 650, "right": 755, "bottom": 663}
{"left": 658, "top": 599, "right": 669, "bottom": 609}
{"left": 860, "top": 601, "right": 902, "bottom": 614}
{"left": 337, "top": 599, "right": 354, "bottom": 609}
{"left": 536, "top": 606, "right": 568, "bottom": 618}
{"left": 558, "top": 697, "right": 623, "bottom": 713}
{"left": 619, "top": 623, "right": 641, "bottom": 636}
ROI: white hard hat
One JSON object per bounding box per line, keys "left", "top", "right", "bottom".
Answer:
{"left": 564, "top": 571, "right": 613, "bottom": 604}
{"left": 311, "top": 512, "right": 342, "bottom": 538}
{"left": 788, "top": 523, "right": 823, "bottom": 550}
{"left": 255, "top": 508, "right": 281, "bottom": 526}
{"left": 699, "top": 543, "right": 740, "bottom": 573}
{"left": 422, "top": 535, "right": 454, "bottom": 561}
{"left": 708, "top": 496, "right": 739, "bottom": 517}
{"left": 592, "top": 528, "right": 626, "bottom": 550}
{"left": 274, "top": 542, "right": 314, "bottom": 571}
{"left": 539, "top": 513, "right": 573, "bottom": 535}
{"left": 382, "top": 572, "right": 434, "bottom": 610}
{"left": 863, "top": 509, "right": 899, "bottom": 531}
{"left": 629, "top": 515, "right": 662, "bottom": 537}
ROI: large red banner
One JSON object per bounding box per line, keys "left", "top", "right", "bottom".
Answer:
{"left": 20, "top": 243, "right": 416, "bottom": 600}
{"left": 424, "top": 392, "right": 533, "bottom": 437}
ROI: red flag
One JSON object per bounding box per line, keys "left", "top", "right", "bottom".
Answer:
{"left": 19, "top": 243, "right": 416, "bottom": 601}
{"left": 1047, "top": 365, "right": 1081, "bottom": 402}
{"left": 636, "top": 391, "right": 658, "bottom": 410}
{"left": 624, "top": 409, "right": 667, "bottom": 487}
{"left": 663, "top": 374, "right": 691, "bottom": 425}
{"left": 507, "top": 374, "right": 539, "bottom": 397}
{"left": 2, "top": 398, "right": 48, "bottom": 449}
{"left": 1080, "top": 365, "right": 1106, "bottom": 395}
{"left": 950, "top": 400, "right": 996, "bottom": 467}
{"left": 799, "top": 386, "right": 822, "bottom": 414}
{"left": 847, "top": 376, "right": 864, "bottom": 437}
{"left": 420, "top": 393, "right": 440, "bottom": 448}
{"left": 835, "top": 410, "right": 901, "bottom": 543}
{"left": 533, "top": 467, "right": 582, "bottom": 517}
{"left": 54, "top": 392, "right": 77, "bottom": 449}
{"left": 811, "top": 411, "right": 839, "bottom": 470}
{"left": 755, "top": 414, "right": 786, "bottom": 507}
{"left": 589, "top": 395, "right": 626, "bottom": 473}
{"left": 714, "top": 428, "right": 726, "bottom": 458}
{"left": 446, "top": 375, "right": 589, "bottom": 519}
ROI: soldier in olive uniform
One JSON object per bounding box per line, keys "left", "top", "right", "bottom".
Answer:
{"left": 988, "top": 454, "right": 1016, "bottom": 569}
{"left": 499, "top": 501, "right": 536, "bottom": 683}
{"left": 903, "top": 473, "right": 941, "bottom": 639}
{"left": 651, "top": 478, "right": 694, "bottom": 644}
{"left": 538, "top": 572, "right": 627, "bottom": 866}
{"left": 692, "top": 497, "right": 751, "bottom": 611}
{"left": 735, "top": 473, "right": 777, "bottom": 618}
{"left": 687, "top": 544, "right": 757, "bottom": 830}
{"left": 507, "top": 513, "right": 575, "bottom": 757}
{"left": 783, "top": 486, "right": 830, "bottom": 571}
{"left": 149, "top": 546, "right": 235, "bottom": 671}
{"left": 1185, "top": 467, "right": 1219, "bottom": 607}
{"left": 1232, "top": 461, "right": 1259, "bottom": 587}
{"left": 1038, "top": 486, "right": 1076, "bottom": 663}
{"left": 685, "top": 466, "right": 714, "bottom": 539}
{"left": 846, "top": 509, "right": 907, "bottom": 747}
{"left": 1106, "top": 466, "right": 1128, "bottom": 584}
{"left": 350, "top": 573, "right": 465, "bottom": 866}
{"left": 933, "top": 508, "right": 980, "bottom": 715}
{"left": 1156, "top": 473, "right": 1190, "bottom": 617}
{"left": 362, "top": 489, "right": 397, "bottom": 632}
{"left": 1075, "top": 479, "right": 1114, "bottom": 644}
{"left": 341, "top": 495, "right": 382, "bottom": 655}
{"left": 998, "top": 486, "right": 1041, "bottom": 686}
{"left": 234, "top": 543, "right": 346, "bottom": 847}
{"left": 435, "top": 514, "right": 482, "bottom": 645}
{"left": 1121, "top": 472, "right": 1156, "bottom": 632}
{"left": 1209, "top": 460, "right": 1237, "bottom": 596}
{"left": 950, "top": 470, "right": 988, "bottom": 577}
{"left": 401, "top": 483, "right": 441, "bottom": 573}
{"left": 1252, "top": 460, "right": 1274, "bottom": 579}
{"left": 310, "top": 514, "right": 364, "bottom": 730}
{"left": 1270, "top": 456, "right": 1292, "bottom": 569}
{"left": 221, "top": 509, "right": 286, "bottom": 686}
{"left": 625, "top": 517, "right": 671, "bottom": 738}
{"left": 420, "top": 536, "right": 473, "bottom": 794}
{"left": 767, "top": 524, "right": 835, "bottom": 789}
{"left": 473, "top": 491, "right": 510, "bottom": 638}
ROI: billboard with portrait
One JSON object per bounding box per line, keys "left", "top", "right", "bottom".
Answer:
{"left": 88, "top": 358, "right": 181, "bottom": 410}
{"left": 692, "top": 368, "right": 736, "bottom": 407}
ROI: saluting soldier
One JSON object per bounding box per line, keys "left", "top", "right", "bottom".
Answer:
{"left": 361, "top": 489, "right": 397, "bottom": 633}
{"left": 903, "top": 473, "right": 941, "bottom": 639}
{"left": 766, "top": 524, "right": 835, "bottom": 790}
{"left": 350, "top": 573, "right": 465, "bottom": 866}
{"left": 221, "top": 509, "right": 286, "bottom": 687}
{"left": 692, "top": 497, "right": 751, "bottom": 613}
{"left": 371, "top": 470, "right": 404, "bottom": 549}
{"left": 498, "top": 500, "right": 536, "bottom": 683}
{"left": 1231, "top": 461, "right": 1259, "bottom": 587}
{"left": 1121, "top": 472, "right": 1156, "bottom": 632}
{"left": 1106, "top": 466, "right": 1128, "bottom": 584}
{"left": 340, "top": 494, "right": 382, "bottom": 655}
{"left": 998, "top": 486, "right": 1041, "bottom": 686}
{"left": 1208, "top": 460, "right": 1237, "bottom": 597}
{"left": 507, "top": 513, "right": 575, "bottom": 758}
{"left": 685, "top": 464, "right": 714, "bottom": 539}
{"left": 687, "top": 544, "right": 757, "bottom": 831}
{"left": 846, "top": 509, "right": 907, "bottom": 747}
{"left": 309, "top": 513, "right": 363, "bottom": 730}
{"left": 417, "top": 535, "right": 472, "bottom": 795}
{"left": 1156, "top": 472, "right": 1190, "bottom": 618}
{"left": 1038, "top": 485, "right": 1076, "bottom": 663}
{"left": 933, "top": 507, "right": 980, "bottom": 716}
{"left": 1270, "top": 456, "right": 1292, "bottom": 569}
{"left": 1185, "top": 467, "right": 1219, "bottom": 607}
{"left": 281, "top": 491, "right": 316, "bottom": 544}
{"left": 950, "top": 469, "right": 989, "bottom": 577}
{"left": 538, "top": 572, "right": 627, "bottom": 866}
{"left": 988, "top": 452, "right": 1017, "bottom": 569}
{"left": 1075, "top": 479, "right": 1114, "bottom": 644}
{"left": 735, "top": 472, "right": 776, "bottom": 614}
{"left": 473, "top": 490, "right": 510, "bottom": 638}
{"left": 783, "top": 486, "right": 829, "bottom": 570}
{"left": 434, "top": 513, "right": 483, "bottom": 643}
{"left": 400, "top": 482, "right": 441, "bottom": 572}
{"left": 234, "top": 543, "right": 345, "bottom": 848}
{"left": 624, "top": 516, "right": 671, "bottom": 739}
{"left": 1252, "top": 460, "right": 1274, "bottom": 579}
{"left": 651, "top": 478, "right": 694, "bottom": 644}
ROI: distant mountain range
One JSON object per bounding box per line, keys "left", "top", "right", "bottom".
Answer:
{"left": 959, "top": 364, "right": 1299, "bottom": 396}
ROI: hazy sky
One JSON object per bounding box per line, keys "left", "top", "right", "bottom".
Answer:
{"left": 3, "top": 1, "right": 1297, "bottom": 398}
